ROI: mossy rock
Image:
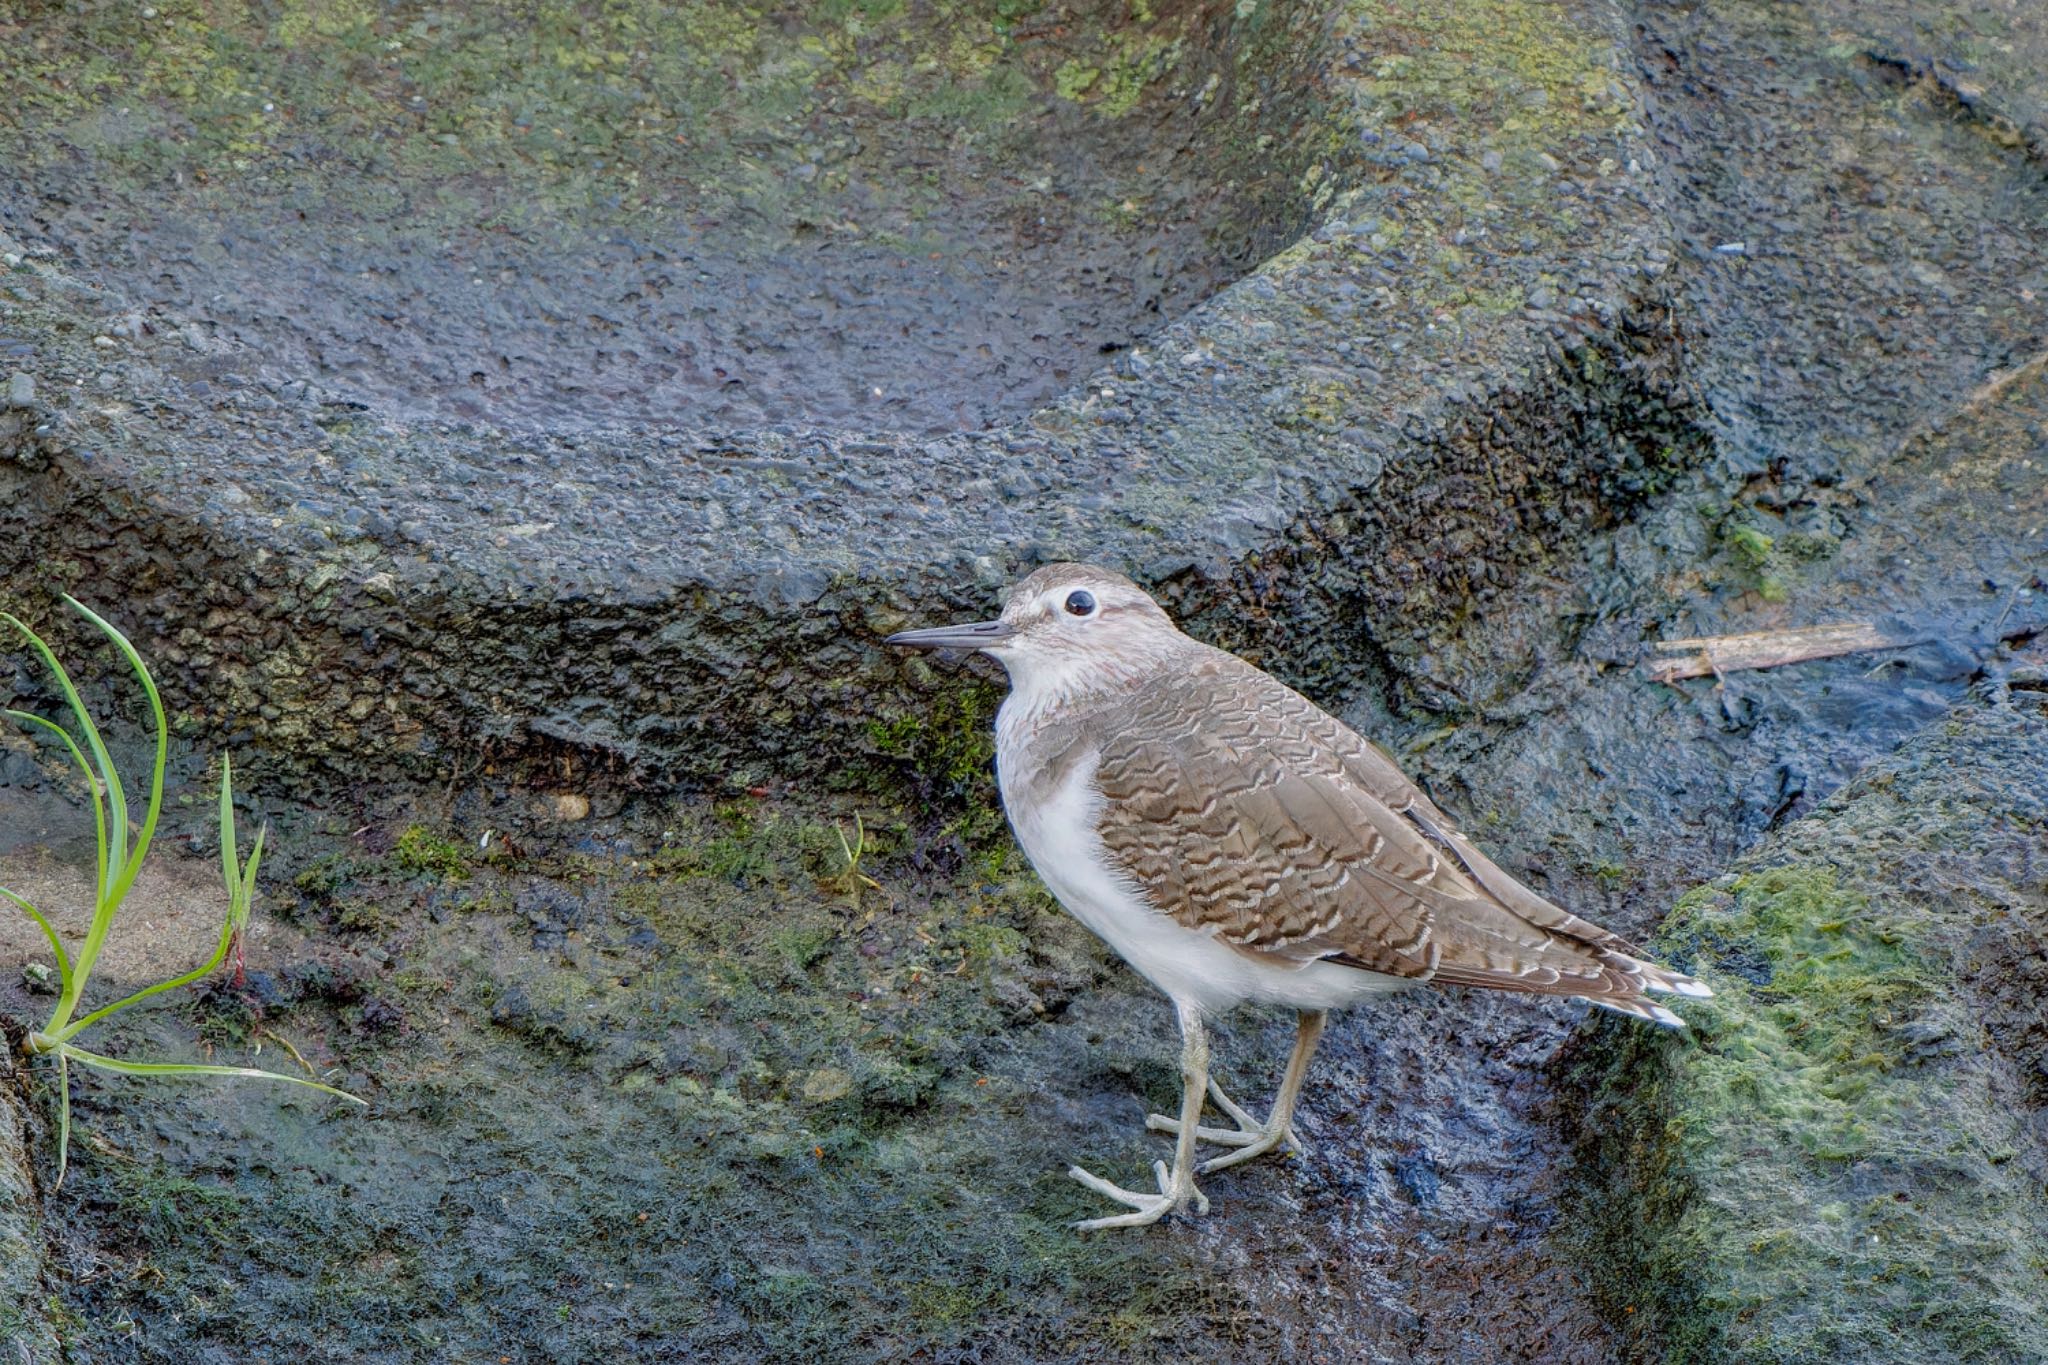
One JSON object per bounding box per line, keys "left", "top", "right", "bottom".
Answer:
{"left": 0, "top": 0, "right": 1698, "bottom": 807}
{"left": 1566, "top": 696, "right": 2048, "bottom": 1362}
{"left": 0, "top": 1053, "right": 59, "bottom": 1364}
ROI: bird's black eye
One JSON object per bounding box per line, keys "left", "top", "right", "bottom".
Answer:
{"left": 1064, "top": 590, "right": 1097, "bottom": 617}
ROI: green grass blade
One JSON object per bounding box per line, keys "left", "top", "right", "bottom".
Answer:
{"left": 0, "top": 883, "right": 72, "bottom": 990}
{"left": 55, "top": 1050, "right": 71, "bottom": 1190}
{"left": 1, "top": 611, "right": 127, "bottom": 902}
{"left": 58, "top": 761, "right": 257, "bottom": 1039}
{"left": 239, "top": 825, "right": 266, "bottom": 925}
{"left": 61, "top": 1044, "right": 366, "bottom": 1106}
{"left": 61, "top": 767, "right": 274, "bottom": 1039}
{"left": 5, "top": 707, "right": 108, "bottom": 897}
{"left": 58, "top": 844, "right": 245, "bottom": 1038}
{"left": 55, "top": 932, "right": 237, "bottom": 1039}
{"left": 66, "top": 598, "right": 167, "bottom": 908}
{"left": 6, "top": 605, "right": 138, "bottom": 1030}
{"left": 219, "top": 759, "right": 237, "bottom": 906}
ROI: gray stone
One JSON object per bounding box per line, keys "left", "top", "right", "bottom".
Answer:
{"left": 0, "top": 0, "right": 2044, "bottom": 1352}
{"left": 0, "top": 1059, "right": 57, "bottom": 1364}
{"left": 0, "top": 0, "right": 1688, "bottom": 800}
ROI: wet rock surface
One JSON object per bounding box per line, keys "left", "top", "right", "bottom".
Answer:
{"left": 1845, "top": 0, "right": 2048, "bottom": 155}
{"left": 1358, "top": 0, "right": 2048, "bottom": 928}
{"left": 0, "top": 0, "right": 2043, "bottom": 1361}
{"left": 4, "top": 2, "right": 1339, "bottom": 438}
{"left": 1, "top": 771, "right": 1632, "bottom": 1365}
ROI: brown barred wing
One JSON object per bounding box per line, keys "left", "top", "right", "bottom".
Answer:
{"left": 1088, "top": 663, "right": 1655, "bottom": 1003}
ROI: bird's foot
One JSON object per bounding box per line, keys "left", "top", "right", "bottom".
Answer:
{"left": 1067, "top": 1159, "right": 1209, "bottom": 1231}
{"left": 1145, "top": 1078, "right": 1305, "bottom": 1173}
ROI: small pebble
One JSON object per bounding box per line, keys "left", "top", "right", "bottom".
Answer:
{"left": 802, "top": 1068, "right": 853, "bottom": 1104}
{"left": 5, "top": 371, "right": 33, "bottom": 408}
{"left": 552, "top": 792, "right": 592, "bottom": 822}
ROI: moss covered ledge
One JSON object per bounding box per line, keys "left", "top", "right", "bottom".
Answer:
{"left": 1563, "top": 694, "right": 2048, "bottom": 1363}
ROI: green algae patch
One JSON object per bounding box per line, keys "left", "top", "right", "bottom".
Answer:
{"left": 1, "top": 0, "right": 1036, "bottom": 192}
{"left": 0, "top": 0, "right": 1295, "bottom": 231}
{"left": 0, "top": 0, "right": 1346, "bottom": 440}
{"left": 1346, "top": 0, "right": 1631, "bottom": 143}
{"left": 865, "top": 677, "right": 1001, "bottom": 797}
{"left": 393, "top": 824, "right": 471, "bottom": 882}
{"left": 1566, "top": 701, "right": 2048, "bottom": 1363}
{"left": 1315, "top": 0, "right": 1643, "bottom": 317}
{"left": 24, "top": 780, "right": 1315, "bottom": 1360}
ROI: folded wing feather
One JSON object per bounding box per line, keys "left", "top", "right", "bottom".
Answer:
{"left": 1090, "top": 651, "right": 1707, "bottom": 1014}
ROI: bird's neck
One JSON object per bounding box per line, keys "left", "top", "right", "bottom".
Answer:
{"left": 994, "top": 643, "right": 1184, "bottom": 758}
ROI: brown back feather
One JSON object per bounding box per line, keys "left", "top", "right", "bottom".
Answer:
{"left": 1086, "top": 646, "right": 1678, "bottom": 1008}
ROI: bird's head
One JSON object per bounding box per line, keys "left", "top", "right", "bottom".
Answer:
{"left": 885, "top": 562, "right": 1189, "bottom": 701}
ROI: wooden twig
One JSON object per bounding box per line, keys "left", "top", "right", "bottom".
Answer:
{"left": 1646, "top": 621, "right": 1924, "bottom": 683}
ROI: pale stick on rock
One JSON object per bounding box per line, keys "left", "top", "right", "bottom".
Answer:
{"left": 1646, "top": 621, "right": 1924, "bottom": 683}
{"left": 889, "top": 563, "right": 1710, "bottom": 1231}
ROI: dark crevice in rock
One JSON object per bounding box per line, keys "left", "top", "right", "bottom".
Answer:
{"left": 1858, "top": 52, "right": 2046, "bottom": 169}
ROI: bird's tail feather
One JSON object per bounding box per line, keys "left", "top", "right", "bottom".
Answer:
{"left": 1640, "top": 965, "right": 1714, "bottom": 998}
{"left": 1585, "top": 954, "right": 1711, "bottom": 1029}
{"left": 1586, "top": 993, "right": 1689, "bottom": 1029}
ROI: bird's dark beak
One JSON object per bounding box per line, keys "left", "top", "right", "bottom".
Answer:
{"left": 885, "top": 619, "right": 1015, "bottom": 651}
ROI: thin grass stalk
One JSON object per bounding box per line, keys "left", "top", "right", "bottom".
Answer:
{"left": 4, "top": 601, "right": 363, "bottom": 1189}
{"left": 77, "top": 598, "right": 169, "bottom": 906}
{"left": 55, "top": 599, "right": 168, "bottom": 1029}
{"left": 0, "top": 610, "right": 128, "bottom": 903}
{"left": 0, "top": 885, "right": 71, "bottom": 990}
{"left": 55, "top": 1051, "right": 70, "bottom": 1189}
{"left": 3, "top": 707, "right": 108, "bottom": 899}
{"left": 60, "top": 1044, "right": 364, "bottom": 1105}
{"left": 56, "top": 773, "right": 259, "bottom": 1041}
{"left": 2, "top": 603, "right": 158, "bottom": 1036}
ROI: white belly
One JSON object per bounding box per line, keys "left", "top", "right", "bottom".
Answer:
{"left": 1001, "top": 748, "right": 1416, "bottom": 1017}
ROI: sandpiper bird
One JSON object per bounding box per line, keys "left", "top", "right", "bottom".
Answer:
{"left": 888, "top": 563, "right": 1709, "bottom": 1230}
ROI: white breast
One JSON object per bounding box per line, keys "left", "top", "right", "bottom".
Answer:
{"left": 997, "top": 736, "right": 1416, "bottom": 1018}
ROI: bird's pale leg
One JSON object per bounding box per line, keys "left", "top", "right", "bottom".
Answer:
{"left": 1146, "top": 1074, "right": 1306, "bottom": 1153}
{"left": 1204, "top": 1076, "right": 1304, "bottom": 1150}
{"left": 1149, "top": 1010, "right": 1327, "bottom": 1173}
{"left": 1199, "top": 1010, "right": 1327, "bottom": 1172}
{"left": 1069, "top": 1002, "right": 1213, "bottom": 1230}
